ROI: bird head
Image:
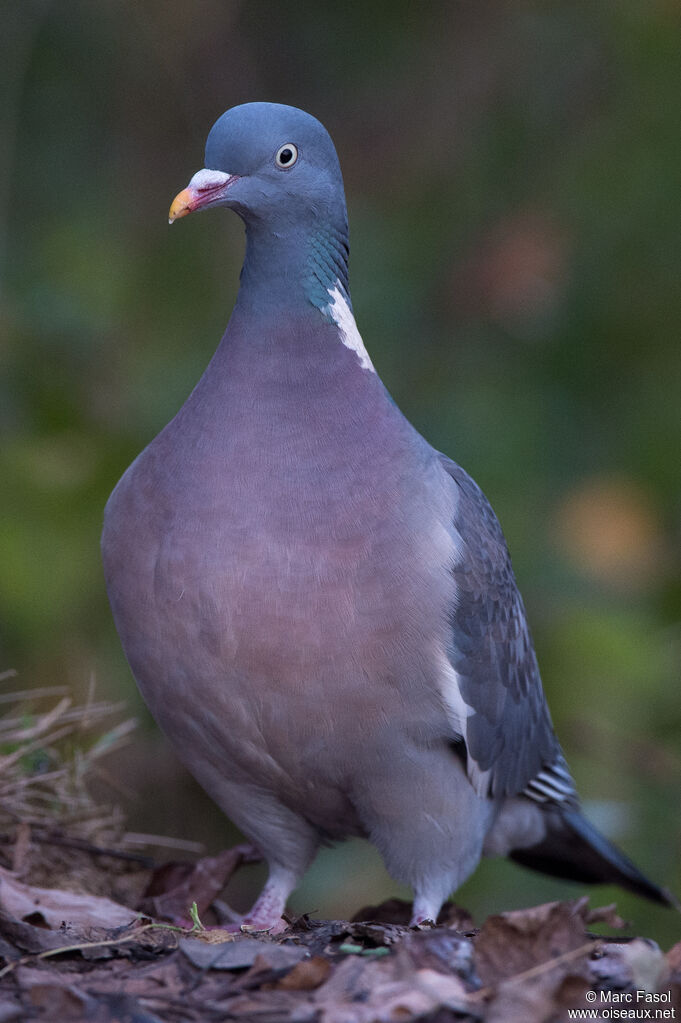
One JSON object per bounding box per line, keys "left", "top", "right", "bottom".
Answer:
{"left": 168, "top": 102, "right": 347, "bottom": 235}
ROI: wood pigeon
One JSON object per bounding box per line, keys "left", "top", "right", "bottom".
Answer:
{"left": 102, "top": 102, "right": 675, "bottom": 930}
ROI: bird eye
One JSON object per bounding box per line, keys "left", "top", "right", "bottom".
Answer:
{"left": 275, "top": 143, "right": 298, "bottom": 168}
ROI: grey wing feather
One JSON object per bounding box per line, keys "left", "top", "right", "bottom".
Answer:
{"left": 439, "top": 454, "right": 578, "bottom": 805}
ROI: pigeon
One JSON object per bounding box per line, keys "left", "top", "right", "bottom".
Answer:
{"left": 102, "top": 102, "right": 675, "bottom": 929}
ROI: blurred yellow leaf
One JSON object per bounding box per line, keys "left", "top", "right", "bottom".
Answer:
{"left": 553, "top": 476, "right": 663, "bottom": 590}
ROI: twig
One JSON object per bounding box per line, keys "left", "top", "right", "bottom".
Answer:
{"left": 0, "top": 831, "right": 155, "bottom": 868}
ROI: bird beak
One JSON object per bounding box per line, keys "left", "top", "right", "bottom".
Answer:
{"left": 168, "top": 168, "right": 238, "bottom": 224}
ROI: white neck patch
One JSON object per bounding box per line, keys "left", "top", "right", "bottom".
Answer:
{"left": 324, "top": 284, "right": 375, "bottom": 373}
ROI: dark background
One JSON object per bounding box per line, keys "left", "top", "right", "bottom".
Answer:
{"left": 2, "top": 1, "right": 679, "bottom": 943}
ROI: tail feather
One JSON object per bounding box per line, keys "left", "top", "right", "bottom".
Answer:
{"left": 510, "top": 808, "right": 679, "bottom": 910}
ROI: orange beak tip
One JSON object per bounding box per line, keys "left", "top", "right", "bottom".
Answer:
{"left": 168, "top": 187, "right": 194, "bottom": 225}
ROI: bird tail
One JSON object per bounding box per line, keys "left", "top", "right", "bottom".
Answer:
{"left": 510, "top": 807, "right": 679, "bottom": 910}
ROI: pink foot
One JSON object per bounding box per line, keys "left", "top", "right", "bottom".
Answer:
{"left": 232, "top": 866, "right": 297, "bottom": 934}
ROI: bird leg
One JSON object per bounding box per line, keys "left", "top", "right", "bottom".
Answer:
{"left": 409, "top": 891, "right": 443, "bottom": 927}
{"left": 210, "top": 863, "right": 298, "bottom": 934}
{"left": 239, "top": 863, "right": 299, "bottom": 933}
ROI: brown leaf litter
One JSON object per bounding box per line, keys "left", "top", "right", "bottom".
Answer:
{"left": 1, "top": 877, "right": 680, "bottom": 1022}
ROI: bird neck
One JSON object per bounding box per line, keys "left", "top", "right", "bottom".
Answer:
{"left": 235, "top": 217, "right": 351, "bottom": 323}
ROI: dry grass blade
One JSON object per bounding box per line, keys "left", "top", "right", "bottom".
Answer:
{"left": 0, "top": 700, "right": 126, "bottom": 735}
{"left": 0, "top": 685, "right": 69, "bottom": 705}
{"left": 0, "top": 675, "right": 137, "bottom": 852}
{"left": 123, "top": 833, "right": 205, "bottom": 854}
{"left": 84, "top": 718, "right": 138, "bottom": 761}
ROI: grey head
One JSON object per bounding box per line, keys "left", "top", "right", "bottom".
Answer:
{"left": 169, "top": 102, "right": 351, "bottom": 312}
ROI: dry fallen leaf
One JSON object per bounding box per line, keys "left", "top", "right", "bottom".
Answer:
{"left": 138, "top": 844, "right": 260, "bottom": 922}
{"left": 0, "top": 884, "right": 672, "bottom": 1023}
{"left": 583, "top": 903, "right": 627, "bottom": 930}
{"left": 666, "top": 940, "right": 681, "bottom": 972}
{"left": 182, "top": 926, "right": 236, "bottom": 944}
{"left": 0, "top": 867, "right": 136, "bottom": 930}
{"left": 315, "top": 956, "right": 469, "bottom": 1023}
{"left": 27, "top": 980, "right": 92, "bottom": 1019}
{"left": 587, "top": 938, "right": 666, "bottom": 994}
{"left": 485, "top": 973, "right": 559, "bottom": 1023}
{"left": 0, "top": 910, "right": 74, "bottom": 955}
{"left": 277, "top": 954, "right": 332, "bottom": 990}
{"left": 396, "top": 927, "right": 477, "bottom": 984}
{"left": 474, "top": 897, "right": 593, "bottom": 987}
{"left": 179, "top": 935, "right": 307, "bottom": 971}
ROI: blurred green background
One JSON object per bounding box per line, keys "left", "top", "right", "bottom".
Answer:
{"left": 2, "top": 2, "right": 680, "bottom": 943}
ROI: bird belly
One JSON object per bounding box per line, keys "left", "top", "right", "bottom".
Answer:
{"left": 102, "top": 424, "right": 458, "bottom": 841}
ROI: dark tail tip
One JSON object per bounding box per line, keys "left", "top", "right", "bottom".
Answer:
{"left": 510, "top": 808, "right": 679, "bottom": 911}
